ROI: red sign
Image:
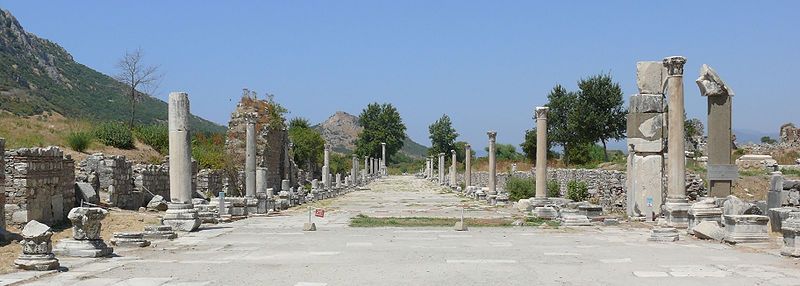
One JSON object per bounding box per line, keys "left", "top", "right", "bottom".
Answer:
{"left": 314, "top": 209, "right": 325, "bottom": 218}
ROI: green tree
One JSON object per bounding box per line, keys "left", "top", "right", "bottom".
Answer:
{"left": 761, "top": 136, "right": 777, "bottom": 144}
{"left": 328, "top": 153, "right": 352, "bottom": 175}
{"left": 574, "top": 73, "right": 627, "bottom": 161}
{"left": 428, "top": 114, "right": 459, "bottom": 159}
{"left": 288, "top": 117, "right": 325, "bottom": 173}
{"left": 354, "top": 103, "right": 407, "bottom": 162}
{"left": 485, "top": 144, "right": 523, "bottom": 161}
{"left": 454, "top": 141, "right": 473, "bottom": 164}
{"left": 520, "top": 128, "right": 555, "bottom": 162}
{"left": 544, "top": 85, "right": 580, "bottom": 164}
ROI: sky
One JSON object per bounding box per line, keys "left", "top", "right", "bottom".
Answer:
{"left": 3, "top": 1, "right": 799, "bottom": 154}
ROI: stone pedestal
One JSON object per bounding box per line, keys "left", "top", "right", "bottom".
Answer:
{"left": 54, "top": 207, "right": 113, "bottom": 258}
{"left": 769, "top": 207, "right": 798, "bottom": 233}
{"left": 111, "top": 232, "right": 151, "bottom": 247}
{"left": 561, "top": 214, "right": 592, "bottom": 226}
{"left": 664, "top": 200, "right": 691, "bottom": 228}
{"left": 303, "top": 222, "right": 316, "bottom": 231}
{"left": 723, "top": 215, "right": 770, "bottom": 243}
{"left": 454, "top": 221, "right": 468, "bottom": 231}
{"left": 162, "top": 203, "right": 201, "bottom": 232}
{"left": 687, "top": 199, "right": 723, "bottom": 234}
{"left": 15, "top": 220, "right": 59, "bottom": 271}
{"left": 533, "top": 206, "right": 558, "bottom": 219}
{"left": 143, "top": 225, "right": 177, "bottom": 240}
{"left": 649, "top": 227, "right": 679, "bottom": 242}
{"left": 781, "top": 213, "right": 800, "bottom": 257}
{"left": 531, "top": 197, "right": 549, "bottom": 208}
{"left": 577, "top": 205, "right": 603, "bottom": 219}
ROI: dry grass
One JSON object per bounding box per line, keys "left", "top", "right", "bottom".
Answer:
{"left": 733, "top": 175, "right": 769, "bottom": 201}
{"left": 0, "top": 209, "right": 161, "bottom": 274}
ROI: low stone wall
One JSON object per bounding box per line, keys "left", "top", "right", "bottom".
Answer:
{"left": 197, "top": 169, "right": 224, "bottom": 197}
{"left": 134, "top": 163, "right": 169, "bottom": 202}
{"left": 4, "top": 147, "right": 76, "bottom": 226}
{"left": 454, "top": 168, "right": 627, "bottom": 212}
{"left": 77, "top": 153, "right": 138, "bottom": 210}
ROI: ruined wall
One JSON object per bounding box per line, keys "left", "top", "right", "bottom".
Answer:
{"left": 781, "top": 123, "right": 800, "bottom": 146}
{"left": 4, "top": 147, "right": 75, "bottom": 226}
{"left": 0, "top": 139, "right": 5, "bottom": 231}
{"left": 77, "top": 153, "right": 138, "bottom": 210}
{"left": 133, "top": 163, "right": 169, "bottom": 202}
{"left": 197, "top": 169, "right": 224, "bottom": 197}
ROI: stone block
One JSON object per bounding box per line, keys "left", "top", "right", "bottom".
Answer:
{"left": 627, "top": 154, "right": 663, "bottom": 217}
{"left": 687, "top": 198, "right": 723, "bottom": 234}
{"left": 626, "top": 138, "right": 664, "bottom": 153}
{"left": 454, "top": 221, "right": 468, "bottom": 231}
{"left": 692, "top": 221, "right": 725, "bottom": 241}
{"left": 627, "top": 113, "right": 664, "bottom": 141}
{"left": 561, "top": 214, "right": 592, "bottom": 226}
{"left": 110, "top": 232, "right": 150, "bottom": 247}
{"left": 636, "top": 61, "right": 666, "bottom": 94}
{"left": 723, "top": 195, "right": 747, "bottom": 216}
{"left": 768, "top": 207, "right": 797, "bottom": 232}
{"left": 533, "top": 206, "right": 558, "bottom": 219}
{"left": 75, "top": 182, "right": 99, "bottom": 204}
{"left": 629, "top": 94, "right": 665, "bottom": 113}
{"left": 303, "top": 222, "right": 316, "bottom": 231}
{"left": 781, "top": 212, "right": 800, "bottom": 257}
{"left": 578, "top": 205, "right": 603, "bottom": 218}
{"left": 649, "top": 227, "right": 679, "bottom": 242}
{"left": 723, "top": 215, "right": 770, "bottom": 244}
{"left": 53, "top": 239, "right": 113, "bottom": 258}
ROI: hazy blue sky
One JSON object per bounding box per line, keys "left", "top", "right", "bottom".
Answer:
{"left": 4, "top": 1, "right": 798, "bottom": 153}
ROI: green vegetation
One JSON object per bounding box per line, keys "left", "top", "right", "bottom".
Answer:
{"left": 133, "top": 124, "right": 168, "bottom": 154}
{"left": 428, "top": 114, "right": 458, "bottom": 161}
{"left": 329, "top": 152, "right": 352, "bottom": 175}
{"left": 288, "top": 117, "right": 325, "bottom": 172}
{"left": 566, "top": 180, "right": 589, "bottom": 202}
{"left": 525, "top": 216, "right": 561, "bottom": 228}
{"left": 521, "top": 128, "right": 556, "bottom": 162}
{"left": 761, "top": 136, "right": 777, "bottom": 144}
{"left": 484, "top": 143, "right": 524, "bottom": 161}
{"left": 192, "top": 133, "right": 226, "bottom": 169}
{"left": 388, "top": 152, "right": 424, "bottom": 175}
{"left": 354, "top": 103, "right": 407, "bottom": 162}
{"left": 781, "top": 167, "right": 800, "bottom": 177}
{"left": 65, "top": 131, "right": 92, "bottom": 152}
{"left": 547, "top": 180, "right": 560, "bottom": 198}
{"left": 93, "top": 121, "right": 134, "bottom": 149}
{"left": 350, "top": 214, "right": 552, "bottom": 227}
{"left": 506, "top": 177, "right": 535, "bottom": 201}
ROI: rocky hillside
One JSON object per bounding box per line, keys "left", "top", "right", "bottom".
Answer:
{"left": 313, "top": 111, "right": 428, "bottom": 158}
{"left": 0, "top": 9, "right": 224, "bottom": 133}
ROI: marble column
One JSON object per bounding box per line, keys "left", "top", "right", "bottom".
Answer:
{"left": 696, "top": 64, "right": 734, "bottom": 198}
{"left": 533, "top": 107, "right": 549, "bottom": 207}
{"left": 450, "top": 150, "right": 457, "bottom": 187}
{"left": 164, "top": 92, "right": 200, "bottom": 232}
{"left": 363, "top": 156, "right": 368, "bottom": 178}
{"left": 351, "top": 154, "right": 358, "bottom": 186}
{"left": 465, "top": 144, "right": 472, "bottom": 187}
{"left": 487, "top": 131, "right": 497, "bottom": 196}
{"left": 438, "top": 153, "right": 445, "bottom": 185}
{"left": 664, "top": 56, "right": 691, "bottom": 228}
{"left": 381, "top": 142, "right": 387, "bottom": 175}
{"left": 323, "top": 144, "right": 331, "bottom": 189}
{"left": 245, "top": 120, "right": 256, "bottom": 199}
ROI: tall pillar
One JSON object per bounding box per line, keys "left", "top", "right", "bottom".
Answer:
{"left": 664, "top": 56, "right": 691, "bottom": 228}
{"left": 164, "top": 92, "right": 200, "bottom": 232}
{"left": 351, "top": 154, "right": 358, "bottom": 186}
{"left": 427, "top": 157, "right": 433, "bottom": 179}
{"left": 696, "top": 64, "right": 734, "bottom": 198}
{"left": 245, "top": 120, "right": 256, "bottom": 198}
{"left": 438, "top": 153, "right": 445, "bottom": 185}
{"left": 487, "top": 131, "right": 497, "bottom": 195}
{"left": 465, "top": 144, "right": 472, "bottom": 187}
{"left": 533, "top": 107, "right": 549, "bottom": 206}
{"left": 381, "top": 142, "right": 387, "bottom": 175}
{"left": 450, "top": 150, "right": 457, "bottom": 187}
{"left": 323, "top": 144, "right": 330, "bottom": 188}
{"left": 363, "top": 156, "right": 368, "bottom": 181}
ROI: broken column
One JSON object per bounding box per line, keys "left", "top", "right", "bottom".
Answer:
{"left": 363, "top": 156, "right": 368, "bottom": 181}
{"left": 323, "top": 144, "right": 331, "bottom": 189}
{"left": 381, "top": 142, "right": 387, "bottom": 176}
{"left": 533, "top": 107, "right": 549, "bottom": 207}
{"left": 696, "top": 64, "right": 735, "bottom": 197}
{"left": 15, "top": 220, "right": 59, "bottom": 271}
{"left": 626, "top": 61, "right": 667, "bottom": 220}
{"left": 450, "top": 150, "right": 457, "bottom": 187}
{"left": 438, "top": 153, "right": 445, "bottom": 185}
{"left": 781, "top": 212, "right": 800, "bottom": 257}
{"left": 351, "top": 155, "right": 358, "bottom": 187}
{"left": 256, "top": 167, "right": 268, "bottom": 214}
{"left": 487, "top": 131, "right": 498, "bottom": 202}
{"left": 465, "top": 143, "right": 472, "bottom": 187}
{"left": 163, "top": 92, "right": 201, "bottom": 232}
{"left": 54, "top": 207, "right": 113, "bottom": 257}
{"left": 663, "top": 56, "right": 691, "bottom": 228}
{"left": 245, "top": 119, "right": 257, "bottom": 214}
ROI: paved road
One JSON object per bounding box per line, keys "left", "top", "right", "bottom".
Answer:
{"left": 6, "top": 176, "right": 800, "bottom": 286}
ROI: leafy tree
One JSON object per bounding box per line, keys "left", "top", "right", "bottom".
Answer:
{"left": 544, "top": 85, "right": 580, "bottom": 163}
{"left": 520, "top": 128, "right": 555, "bottom": 162}
{"left": 454, "top": 141, "right": 474, "bottom": 164}
{"left": 573, "top": 73, "right": 627, "bottom": 161}
{"left": 265, "top": 93, "right": 289, "bottom": 130}
{"left": 354, "top": 103, "right": 407, "bottom": 162}
{"left": 328, "top": 152, "right": 352, "bottom": 175}
{"left": 288, "top": 117, "right": 325, "bottom": 173}
{"left": 428, "top": 114, "right": 459, "bottom": 159}
{"left": 485, "top": 143, "right": 524, "bottom": 161}
{"left": 761, "top": 136, "right": 777, "bottom": 144}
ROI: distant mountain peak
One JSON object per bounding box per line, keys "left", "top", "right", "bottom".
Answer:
{"left": 313, "top": 111, "right": 428, "bottom": 158}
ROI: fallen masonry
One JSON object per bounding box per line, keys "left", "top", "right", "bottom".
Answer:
{"left": 53, "top": 207, "right": 113, "bottom": 258}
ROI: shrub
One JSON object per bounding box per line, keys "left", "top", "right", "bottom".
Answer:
{"left": 134, "top": 124, "right": 168, "bottom": 154}
{"left": 66, "top": 131, "right": 92, "bottom": 152}
{"left": 192, "top": 133, "right": 226, "bottom": 169}
{"left": 566, "top": 180, "right": 589, "bottom": 202}
{"left": 94, "top": 122, "right": 134, "bottom": 149}
{"left": 547, "top": 180, "right": 560, "bottom": 197}
{"left": 506, "top": 177, "right": 534, "bottom": 201}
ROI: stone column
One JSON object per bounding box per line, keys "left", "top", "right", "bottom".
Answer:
{"left": 381, "top": 142, "right": 387, "bottom": 175}
{"left": 487, "top": 131, "right": 497, "bottom": 195}
{"left": 696, "top": 64, "right": 734, "bottom": 198}
{"left": 351, "top": 154, "right": 358, "bottom": 186}
{"left": 438, "top": 153, "right": 445, "bottom": 185}
{"left": 363, "top": 156, "right": 368, "bottom": 179}
{"left": 450, "top": 150, "right": 457, "bottom": 187}
{"left": 256, "top": 167, "right": 268, "bottom": 194}
{"left": 164, "top": 92, "right": 200, "bottom": 232}
{"left": 533, "top": 107, "right": 549, "bottom": 206}
{"left": 664, "top": 56, "right": 691, "bottom": 228}
{"left": 245, "top": 120, "right": 256, "bottom": 199}
{"left": 323, "top": 144, "right": 330, "bottom": 189}
{"left": 465, "top": 144, "right": 472, "bottom": 187}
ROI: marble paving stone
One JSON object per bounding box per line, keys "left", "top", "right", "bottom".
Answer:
{"left": 600, "top": 258, "right": 632, "bottom": 263}
{"left": 446, "top": 259, "right": 517, "bottom": 264}
{"left": 112, "top": 277, "right": 174, "bottom": 286}
{"left": 632, "top": 271, "right": 670, "bottom": 278}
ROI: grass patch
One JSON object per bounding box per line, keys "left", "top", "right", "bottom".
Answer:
{"left": 780, "top": 167, "right": 800, "bottom": 177}
{"left": 739, "top": 169, "right": 767, "bottom": 177}
{"left": 349, "top": 214, "right": 559, "bottom": 228}
{"left": 526, "top": 216, "right": 561, "bottom": 228}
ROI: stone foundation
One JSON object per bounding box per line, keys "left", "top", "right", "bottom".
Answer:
{"left": 4, "top": 147, "right": 75, "bottom": 226}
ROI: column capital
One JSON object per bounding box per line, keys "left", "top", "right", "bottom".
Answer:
{"left": 663, "top": 56, "right": 687, "bottom": 76}
{"left": 438, "top": 152, "right": 445, "bottom": 156}
{"left": 487, "top": 130, "right": 497, "bottom": 141}
{"left": 535, "top": 106, "right": 549, "bottom": 120}
{"left": 450, "top": 150, "right": 456, "bottom": 155}
{"left": 696, "top": 64, "right": 734, "bottom": 97}
{"left": 381, "top": 142, "right": 386, "bottom": 146}
{"left": 465, "top": 143, "right": 471, "bottom": 149}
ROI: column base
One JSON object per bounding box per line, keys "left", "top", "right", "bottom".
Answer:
{"left": 664, "top": 200, "right": 691, "bottom": 228}
{"left": 163, "top": 203, "right": 201, "bottom": 232}
{"left": 531, "top": 197, "right": 549, "bottom": 208}
{"left": 533, "top": 206, "right": 558, "bottom": 219}
{"left": 53, "top": 239, "right": 113, "bottom": 258}
{"left": 649, "top": 227, "right": 679, "bottom": 242}
{"left": 14, "top": 254, "right": 59, "bottom": 271}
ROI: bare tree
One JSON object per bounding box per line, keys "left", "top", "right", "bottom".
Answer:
{"left": 114, "top": 48, "right": 161, "bottom": 128}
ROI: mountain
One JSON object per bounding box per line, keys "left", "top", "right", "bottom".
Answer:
{"left": 313, "top": 111, "right": 428, "bottom": 158}
{"left": 0, "top": 9, "right": 224, "bottom": 133}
